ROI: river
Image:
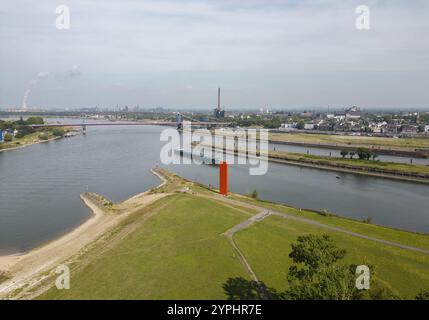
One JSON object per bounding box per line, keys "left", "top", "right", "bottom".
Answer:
{"left": 0, "top": 123, "right": 428, "bottom": 255}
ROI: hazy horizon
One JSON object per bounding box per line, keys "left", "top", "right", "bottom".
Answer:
{"left": 1, "top": 0, "right": 428, "bottom": 110}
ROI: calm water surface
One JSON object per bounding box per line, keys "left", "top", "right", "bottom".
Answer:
{"left": 0, "top": 124, "right": 428, "bottom": 254}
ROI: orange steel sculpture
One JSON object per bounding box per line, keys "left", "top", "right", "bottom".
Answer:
{"left": 219, "top": 162, "right": 228, "bottom": 196}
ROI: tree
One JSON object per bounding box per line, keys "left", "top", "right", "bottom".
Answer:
{"left": 288, "top": 234, "right": 346, "bottom": 274}
{"left": 416, "top": 289, "right": 429, "bottom": 300}
{"left": 3, "top": 133, "right": 13, "bottom": 142}
{"left": 248, "top": 189, "right": 258, "bottom": 199}
{"left": 15, "top": 125, "right": 35, "bottom": 137}
{"left": 284, "top": 234, "right": 398, "bottom": 300}
{"left": 284, "top": 234, "right": 359, "bottom": 300}
{"left": 25, "top": 116, "right": 44, "bottom": 125}
{"left": 296, "top": 121, "right": 305, "bottom": 130}
{"left": 38, "top": 133, "right": 49, "bottom": 140}
{"left": 222, "top": 234, "right": 399, "bottom": 300}
{"left": 357, "top": 148, "right": 372, "bottom": 160}
{"left": 371, "top": 153, "right": 379, "bottom": 161}
{"left": 349, "top": 151, "right": 355, "bottom": 159}
{"left": 340, "top": 150, "right": 349, "bottom": 158}
{"left": 223, "top": 277, "right": 283, "bottom": 300}
{"left": 13, "top": 116, "right": 26, "bottom": 125}
{"left": 52, "top": 128, "right": 65, "bottom": 137}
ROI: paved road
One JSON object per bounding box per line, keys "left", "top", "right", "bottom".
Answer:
{"left": 224, "top": 211, "right": 271, "bottom": 238}
{"left": 222, "top": 210, "right": 271, "bottom": 282}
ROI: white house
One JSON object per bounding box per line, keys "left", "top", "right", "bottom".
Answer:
{"left": 304, "top": 123, "right": 316, "bottom": 130}
{"left": 280, "top": 123, "right": 295, "bottom": 130}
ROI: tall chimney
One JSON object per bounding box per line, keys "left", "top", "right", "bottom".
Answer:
{"left": 217, "top": 87, "right": 220, "bottom": 110}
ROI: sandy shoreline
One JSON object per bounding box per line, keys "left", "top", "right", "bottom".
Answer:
{"left": 0, "top": 168, "right": 167, "bottom": 298}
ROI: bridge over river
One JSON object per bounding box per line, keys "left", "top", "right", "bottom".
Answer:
{"left": 30, "top": 120, "right": 230, "bottom": 129}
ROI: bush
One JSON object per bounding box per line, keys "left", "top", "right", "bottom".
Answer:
{"left": 38, "top": 133, "right": 49, "bottom": 140}
{"left": 357, "top": 148, "right": 372, "bottom": 160}
{"left": 340, "top": 150, "right": 349, "bottom": 158}
{"left": 0, "top": 270, "right": 11, "bottom": 284}
{"left": 416, "top": 289, "right": 429, "bottom": 300}
{"left": 52, "top": 128, "right": 65, "bottom": 137}
{"left": 16, "top": 125, "right": 35, "bottom": 136}
{"left": 3, "top": 133, "right": 13, "bottom": 142}
{"left": 362, "top": 217, "right": 372, "bottom": 224}
{"left": 248, "top": 189, "right": 258, "bottom": 199}
{"left": 25, "top": 117, "right": 44, "bottom": 125}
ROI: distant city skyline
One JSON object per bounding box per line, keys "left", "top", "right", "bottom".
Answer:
{"left": 1, "top": 0, "right": 429, "bottom": 110}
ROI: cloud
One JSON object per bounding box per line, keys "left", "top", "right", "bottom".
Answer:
{"left": 1, "top": 0, "right": 429, "bottom": 109}
{"left": 64, "top": 65, "right": 81, "bottom": 79}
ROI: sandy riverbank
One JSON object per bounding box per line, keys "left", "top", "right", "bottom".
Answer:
{"left": 0, "top": 168, "right": 167, "bottom": 298}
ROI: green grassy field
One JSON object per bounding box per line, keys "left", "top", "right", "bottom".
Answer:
{"left": 275, "top": 152, "right": 429, "bottom": 176}
{"left": 40, "top": 194, "right": 250, "bottom": 299}
{"left": 0, "top": 131, "right": 57, "bottom": 151}
{"left": 269, "top": 132, "right": 429, "bottom": 150}
{"left": 40, "top": 190, "right": 429, "bottom": 300}
{"left": 229, "top": 195, "right": 429, "bottom": 250}
{"left": 234, "top": 215, "right": 429, "bottom": 298}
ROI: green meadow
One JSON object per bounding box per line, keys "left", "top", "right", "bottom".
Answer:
{"left": 41, "top": 191, "right": 429, "bottom": 299}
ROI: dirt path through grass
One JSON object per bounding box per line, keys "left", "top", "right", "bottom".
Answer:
{"left": 195, "top": 193, "right": 429, "bottom": 255}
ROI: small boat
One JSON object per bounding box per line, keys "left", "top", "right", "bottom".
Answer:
{"left": 336, "top": 175, "right": 341, "bottom": 179}
{"left": 64, "top": 132, "right": 77, "bottom": 138}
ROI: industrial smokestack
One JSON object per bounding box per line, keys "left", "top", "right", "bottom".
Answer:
{"left": 217, "top": 87, "right": 220, "bottom": 110}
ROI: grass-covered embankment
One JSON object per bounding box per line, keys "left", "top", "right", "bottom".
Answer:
{"left": 269, "top": 132, "right": 429, "bottom": 151}
{"left": 197, "top": 141, "right": 429, "bottom": 181}
{"left": 269, "top": 150, "right": 429, "bottom": 179}
{"left": 40, "top": 194, "right": 250, "bottom": 299}
{"left": 235, "top": 214, "right": 429, "bottom": 298}
{"left": 38, "top": 172, "right": 429, "bottom": 299}
{"left": 0, "top": 130, "right": 64, "bottom": 151}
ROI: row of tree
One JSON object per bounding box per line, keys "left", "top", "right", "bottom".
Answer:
{"left": 0, "top": 117, "right": 45, "bottom": 140}
{"left": 232, "top": 116, "right": 283, "bottom": 129}
{"left": 0, "top": 116, "right": 44, "bottom": 129}
{"left": 1, "top": 117, "right": 65, "bottom": 142}
{"left": 340, "top": 148, "right": 378, "bottom": 161}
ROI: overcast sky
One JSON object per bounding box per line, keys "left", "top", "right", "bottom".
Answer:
{"left": 0, "top": 0, "right": 428, "bottom": 110}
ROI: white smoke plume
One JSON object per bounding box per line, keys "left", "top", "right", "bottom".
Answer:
{"left": 64, "top": 65, "right": 81, "bottom": 78}
{"left": 22, "top": 71, "right": 49, "bottom": 109}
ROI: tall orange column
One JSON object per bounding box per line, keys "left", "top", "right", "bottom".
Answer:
{"left": 219, "top": 162, "right": 228, "bottom": 196}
